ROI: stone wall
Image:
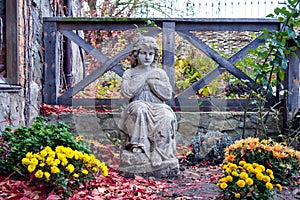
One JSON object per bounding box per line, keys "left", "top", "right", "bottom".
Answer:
{"left": 0, "top": 0, "right": 51, "bottom": 131}
{"left": 45, "top": 111, "right": 281, "bottom": 146}
{"left": 0, "top": 0, "right": 82, "bottom": 131}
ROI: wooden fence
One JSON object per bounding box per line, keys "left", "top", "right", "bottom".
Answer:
{"left": 43, "top": 17, "right": 299, "bottom": 116}
{"left": 126, "top": 0, "right": 287, "bottom": 18}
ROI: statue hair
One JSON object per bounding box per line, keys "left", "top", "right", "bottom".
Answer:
{"left": 130, "top": 36, "right": 160, "bottom": 68}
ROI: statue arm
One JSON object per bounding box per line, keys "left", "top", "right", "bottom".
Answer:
{"left": 121, "top": 70, "right": 145, "bottom": 99}
{"left": 147, "top": 69, "right": 172, "bottom": 101}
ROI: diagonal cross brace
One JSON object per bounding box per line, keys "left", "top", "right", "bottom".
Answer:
{"left": 59, "top": 30, "right": 132, "bottom": 98}
{"left": 176, "top": 30, "right": 276, "bottom": 104}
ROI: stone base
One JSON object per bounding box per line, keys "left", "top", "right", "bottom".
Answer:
{"left": 119, "top": 150, "right": 180, "bottom": 179}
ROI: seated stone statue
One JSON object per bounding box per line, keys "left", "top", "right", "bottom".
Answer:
{"left": 118, "top": 36, "right": 179, "bottom": 178}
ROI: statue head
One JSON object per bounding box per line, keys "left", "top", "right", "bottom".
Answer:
{"left": 131, "top": 36, "right": 160, "bottom": 68}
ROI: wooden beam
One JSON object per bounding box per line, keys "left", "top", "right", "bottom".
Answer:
{"left": 162, "top": 22, "right": 176, "bottom": 105}
{"left": 6, "top": 0, "right": 18, "bottom": 84}
{"left": 43, "top": 22, "right": 59, "bottom": 104}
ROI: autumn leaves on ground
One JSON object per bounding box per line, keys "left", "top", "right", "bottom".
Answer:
{"left": 1, "top": 107, "right": 300, "bottom": 199}
{"left": 0, "top": 156, "right": 224, "bottom": 200}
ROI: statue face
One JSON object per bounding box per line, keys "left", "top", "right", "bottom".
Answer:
{"left": 137, "top": 48, "right": 155, "bottom": 66}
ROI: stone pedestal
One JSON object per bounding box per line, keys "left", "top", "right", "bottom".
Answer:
{"left": 119, "top": 149, "right": 180, "bottom": 178}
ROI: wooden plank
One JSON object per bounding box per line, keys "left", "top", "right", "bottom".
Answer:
{"left": 176, "top": 34, "right": 266, "bottom": 98}
{"left": 174, "top": 98, "right": 273, "bottom": 112}
{"left": 6, "top": 0, "right": 19, "bottom": 84}
{"left": 58, "top": 97, "right": 127, "bottom": 109}
{"left": 57, "top": 97, "right": 271, "bottom": 112}
{"left": 286, "top": 51, "right": 300, "bottom": 117}
{"left": 174, "top": 21, "right": 280, "bottom": 32}
{"left": 43, "top": 22, "right": 59, "bottom": 104}
{"left": 42, "top": 17, "right": 280, "bottom": 32}
{"left": 162, "top": 22, "right": 176, "bottom": 105}
{"left": 177, "top": 30, "right": 276, "bottom": 105}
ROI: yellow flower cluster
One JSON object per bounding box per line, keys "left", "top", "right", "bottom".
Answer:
{"left": 218, "top": 161, "right": 282, "bottom": 197}
{"left": 22, "top": 146, "right": 108, "bottom": 181}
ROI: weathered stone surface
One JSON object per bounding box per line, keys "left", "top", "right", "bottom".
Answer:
{"left": 45, "top": 111, "right": 281, "bottom": 146}
{"left": 118, "top": 36, "right": 179, "bottom": 178}
{"left": 119, "top": 149, "right": 179, "bottom": 178}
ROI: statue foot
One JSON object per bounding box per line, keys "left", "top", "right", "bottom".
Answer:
{"left": 132, "top": 147, "right": 142, "bottom": 153}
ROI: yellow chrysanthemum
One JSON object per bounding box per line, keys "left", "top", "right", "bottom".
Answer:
{"left": 83, "top": 154, "right": 91, "bottom": 163}
{"left": 245, "top": 178, "right": 253, "bottom": 185}
{"left": 276, "top": 183, "right": 282, "bottom": 191}
{"left": 66, "top": 164, "right": 75, "bottom": 173}
{"left": 54, "top": 159, "right": 61, "bottom": 166}
{"left": 231, "top": 171, "right": 239, "bottom": 177}
{"left": 266, "top": 182, "right": 273, "bottom": 189}
{"left": 266, "top": 169, "right": 273, "bottom": 175}
{"left": 33, "top": 154, "right": 43, "bottom": 161}
{"left": 30, "top": 157, "right": 39, "bottom": 166}
{"left": 65, "top": 147, "right": 75, "bottom": 159}
{"left": 34, "top": 170, "right": 43, "bottom": 179}
{"left": 82, "top": 169, "right": 88, "bottom": 175}
{"left": 252, "top": 163, "right": 259, "bottom": 168}
{"left": 243, "top": 163, "right": 251, "bottom": 170}
{"left": 256, "top": 173, "right": 264, "bottom": 181}
{"left": 222, "top": 164, "right": 228, "bottom": 170}
{"left": 225, "top": 168, "right": 231, "bottom": 174}
{"left": 73, "top": 173, "right": 79, "bottom": 178}
{"left": 229, "top": 163, "right": 237, "bottom": 170}
{"left": 234, "top": 193, "right": 241, "bottom": 198}
{"left": 237, "top": 180, "right": 246, "bottom": 188}
{"left": 39, "top": 162, "right": 45, "bottom": 167}
{"left": 40, "top": 150, "right": 48, "bottom": 157}
{"left": 220, "top": 182, "right": 228, "bottom": 189}
{"left": 44, "top": 171, "right": 51, "bottom": 180}
{"left": 27, "top": 165, "right": 36, "bottom": 173}
{"left": 218, "top": 178, "right": 227, "bottom": 183}
{"left": 51, "top": 166, "right": 60, "bottom": 174}
{"left": 22, "top": 158, "right": 30, "bottom": 165}
{"left": 44, "top": 146, "right": 52, "bottom": 152}
{"left": 240, "top": 172, "right": 248, "bottom": 180}
{"left": 46, "top": 157, "right": 54, "bottom": 166}
{"left": 238, "top": 161, "right": 246, "bottom": 166}
{"left": 226, "top": 176, "right": 233, "bottom": 182}
{"left": 258, "top": 165, "right": 265, "bottom": 172}
{"left": 92, "top": 167, "right": 98, "bottom": 173}
{"left": 57, "top": 152, "right": 66, "bottom": 161}
{"left": 263, "top": 176, "right": 271, "bottom": 183}
{"left": 55, "top": 146, "right": 65, "bottom": 153}
{"left": 61, "top": 159, "right": 68, "bottom": 166}
{"left": 26, "top": 152, "right": 33, "bottom": 159}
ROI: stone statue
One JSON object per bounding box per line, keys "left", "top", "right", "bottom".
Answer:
{"left": 118, "top": 36, "right": 179, "bottom": 178}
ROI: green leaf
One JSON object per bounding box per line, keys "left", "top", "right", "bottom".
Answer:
{"left": 279, "top": 69, "right": 285, "bottom": 80}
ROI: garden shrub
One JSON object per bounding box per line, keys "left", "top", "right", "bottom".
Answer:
{"left": 218, "top": 137, "right": 300, "bottom": 199}
{"left": 186, "top": 130, "right": 233, "bottom": 165}
{"left": 0, "top": 116, "right": 108, "bottom": 196}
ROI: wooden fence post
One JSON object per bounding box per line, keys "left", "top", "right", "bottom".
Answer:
{"left": 43, "top": 21, "right": 59, "bottom": 104}
{"left": 162, "top": 22, "right": 175, "bottom": 105}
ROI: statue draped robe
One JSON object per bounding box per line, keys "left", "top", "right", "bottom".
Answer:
{"left": 118, "top": 67, "right": 177, "bottom": 166}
